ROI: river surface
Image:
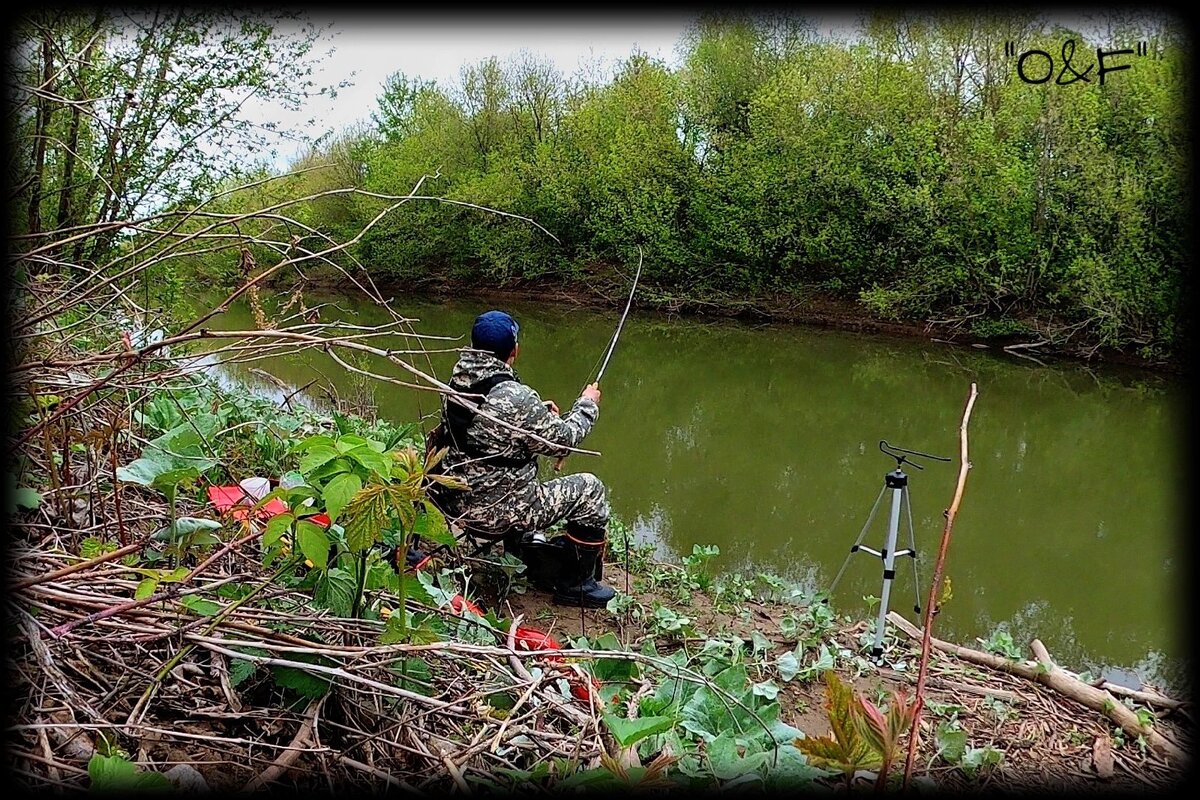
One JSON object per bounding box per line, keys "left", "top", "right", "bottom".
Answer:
{"left": 193, "top": 290, "right": 1186, "bottom": 694}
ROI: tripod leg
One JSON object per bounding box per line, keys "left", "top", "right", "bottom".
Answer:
{"left": 871, "top": 483, "right": 905, "bottom": 659}
{"left": 827, "top": 483, "right": 888, "bottom": 597}
{"left": 903, "top": 485, "right": 922, "bottom": 615}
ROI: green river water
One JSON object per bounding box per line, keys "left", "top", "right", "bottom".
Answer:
{"left": 194, "top": 291, "right": 1187, "bottom": 694}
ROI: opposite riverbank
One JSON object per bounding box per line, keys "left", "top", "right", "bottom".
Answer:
{"left": 278, "top": 268, "right": 1184, "bottom": 375}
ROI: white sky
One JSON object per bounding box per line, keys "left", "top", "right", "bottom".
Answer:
{"left": 254, "top": 13, "right": 706, "bottom": 165}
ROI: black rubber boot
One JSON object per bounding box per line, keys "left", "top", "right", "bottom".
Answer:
{"left": 552, "top": 524, "right": 615, "bottom": 609}
{"left": 502, "top": 529, "right": 524, "bottom": 558}
{"left": 517, "top": 534, "right": 570, "bottom": 592}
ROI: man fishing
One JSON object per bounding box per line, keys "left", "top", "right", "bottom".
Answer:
{"left": 428, "top": 310, "right": 616, "bottom": 608}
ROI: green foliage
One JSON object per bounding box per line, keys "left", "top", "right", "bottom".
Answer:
{"left": 271, "top": 660, "right": 333, "bottom": 699}
{"left": 852, "top": 685, "right": 919, "bottom": 790}
{"left": 161, "top": 13, "right": 1189, "bottom": 360}
{"left": 978, "top": 627, "right": 1023, "bottom": 660}
{"left": 680, "top": 543, "right": 720, "bottom": 591}
{"left": 87, "top": 753, "right": 172, "bottom": 792}
{"left": 603, "top": 714, "right": 678, "bottom": 748}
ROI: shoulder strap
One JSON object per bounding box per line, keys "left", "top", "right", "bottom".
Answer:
{"left": 444, "top": 373, "right": 519, "bottom": 453}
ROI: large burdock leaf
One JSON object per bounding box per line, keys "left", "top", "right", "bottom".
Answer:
{"left": 603, "top": 714, "right": 678, "bottom": 748}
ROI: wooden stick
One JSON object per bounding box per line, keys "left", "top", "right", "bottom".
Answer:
{"left": 338, "top": 755, "right": 424, "bottom": 793}
{"left": 1029, "top": 639, "right": 1185, "bottom": 762}
{"left": 242, "top": 696, "right": 324, "bottom": 791}
{"left": 902, "top": 382, "right": 978, "bottom": 788}
{"left": 887, "top": 613, "right": 1188, "bottom": 763}
{"left": 11, "top": 539, "right": 146, "bottom": 591}
{"left": 1096, "top": 682, "right": 1185, "bottom": 711}
{"left": 876, "top": 666, "right": 1023, "bottom": 704}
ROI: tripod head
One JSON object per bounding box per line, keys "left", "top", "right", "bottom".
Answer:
{"left": 879, "top": 440, "right": 950, "bottom": 472}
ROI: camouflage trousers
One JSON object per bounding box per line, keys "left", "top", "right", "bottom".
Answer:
{"left": 442, "top": 472, "right": 610, "bottom": 536}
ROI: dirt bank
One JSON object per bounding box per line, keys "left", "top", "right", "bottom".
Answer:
{"left": 287, "top": 270, "right": 1182, "bottom": 374}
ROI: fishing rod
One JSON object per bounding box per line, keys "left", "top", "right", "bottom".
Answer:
{"left": 553, "top": 245, "right": 643, "bottom": 472}
{"left": 552, "top": 247, "right": 641, "bottom": 598}
{"left": 593, "top": 247, "right": 643, "bottom": 385}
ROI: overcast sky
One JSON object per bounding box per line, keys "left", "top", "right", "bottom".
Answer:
{"left": 247, "top": 14, "right": 683, "bottom": 163}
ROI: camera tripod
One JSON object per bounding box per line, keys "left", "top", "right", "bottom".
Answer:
{"left": 828, "top": 440, "right": 949, "bottom": 660}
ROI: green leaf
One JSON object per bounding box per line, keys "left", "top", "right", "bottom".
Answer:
{"left": 134, "top": 578, "right": 158, "bottom": 600}
{"left": 229, "top": 658, "right": 257, "bottom": 687}
{"left": 296, "top": 519, "right": 330, "bottom": 570}
{"left": 305, "top": 456, "right": 354, "bottom": 484}
{"left": 765, "top": 745, "right": 830, "bottom": 788}
{"left": 299, "top": 445, "right": 341, "bottom": 475}
{"left": 80, "top": 537, "right": 117, "bottom": 559}
{"left": 343, "top": 485, "right": 389, "bottom": 552}
{"left": 87, "top": 752, "right": 173, "bottom": 792}
{"left": 389, "top": 656, "right": 433, "bottom": 695}
{"left": 293, "top": 434, "right": 336, "bottom": 452}
{"left": 602, "top": 714, "right": 678, "bottom": 748}
{"left": 314, "top": 567, "right": 356, "bottom": 616}
{"left": 413, "top": 503, "right": 456, "bottom": 547}
{"left": 793, "top": 671, "right": 880, "bottom": 775}
{"left": 150, "top": 466, "right": 200, "bottom": 490}
{"left": 88, "top": 753, "right": 134, "bottom": 790}
{"left": 151, "top": 516, "right": 222, "bottom": 542}
{"left": 777, "top": 651, "right": 800, "bottom": 682}
{"left": 271, "top": 664, "right": 331, "bottom": 698}
{"left": 334, "top": 434, "right": 373, "bottom": 453}
{"left": 322, "top": 472, "right": 362, "bottom": 523}
{"left": 179, "top": 595, "right": 221, "bottom": 616}
{"left": 345, "top": 445, "right": 391, "bottom": 479}
{"left": 13, "top": 486, "right": 42, "bottom": 510}
{"left": 960, "top": 745, "right": 1004, "bottom": 776}
{"left": 707, "top": 731, "right": 769, "bottom": 780}
{"left": 263, "top": 513, "right": 294, "bottom": 548}
{"left": 115, "top": 455, "right": 174, "bottom": 486}
{"left": 587, "top": 633, "right": 639, "bottom": 680}
{"left": 159, "top": 567, "right": 190, "bottom": 583}
{"left": 557, "top": 766, "right": 622, "bottom": 789}
{"left": 936, "top": 723, "right": 968, "bottom": 765}
{"left": 753, "top": 680, "right": 780, "bottom": 701}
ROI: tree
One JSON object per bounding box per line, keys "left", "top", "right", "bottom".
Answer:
{"left": 372, "top": 70, "right": 435, "bottom": 143}
{"left": 8, "top": 9, "right": 340, "bottom": 262}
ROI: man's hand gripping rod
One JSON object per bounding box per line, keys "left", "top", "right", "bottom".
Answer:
{"left": 554, "top": 247, "right": 643, "bottom": 471}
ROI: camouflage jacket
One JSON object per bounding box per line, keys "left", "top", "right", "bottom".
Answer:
{"left": 434, "top": 349, "right": 598, "bottom": 506}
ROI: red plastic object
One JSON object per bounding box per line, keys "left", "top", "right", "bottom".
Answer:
{"left": 207, "top": 486, "right": 335, "bottom": 527}
{"left": 449, "top": 594, "right": 484, "bottom": 617}
{"left": 209, "top": 485, "right": 290, "bottom": 522}
{"left": 512, "top": 625, "right": 562, "bottom": 655}
{"left": 207, "top": 485, "right": 255, "bottom": 512}
{"left": 445, "top": 596, "right": 604, "bottom": 707}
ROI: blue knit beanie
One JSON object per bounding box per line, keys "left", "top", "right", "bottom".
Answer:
{"left": 471, "top": 310, "right": 520, "bottom": 360}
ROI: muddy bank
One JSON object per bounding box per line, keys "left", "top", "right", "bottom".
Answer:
{"left": 284, "top": 270, "right": 1183, "bottom": 374}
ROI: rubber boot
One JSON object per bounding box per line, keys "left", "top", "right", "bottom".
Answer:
{"left": 502, "top": 529, "right": 524, "bottom": 558}
{"left": 552, "top": 524, "right": 615, "bottom": 609}
{"left": 517, "top": 533, "right": 570, "bottom": 592}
